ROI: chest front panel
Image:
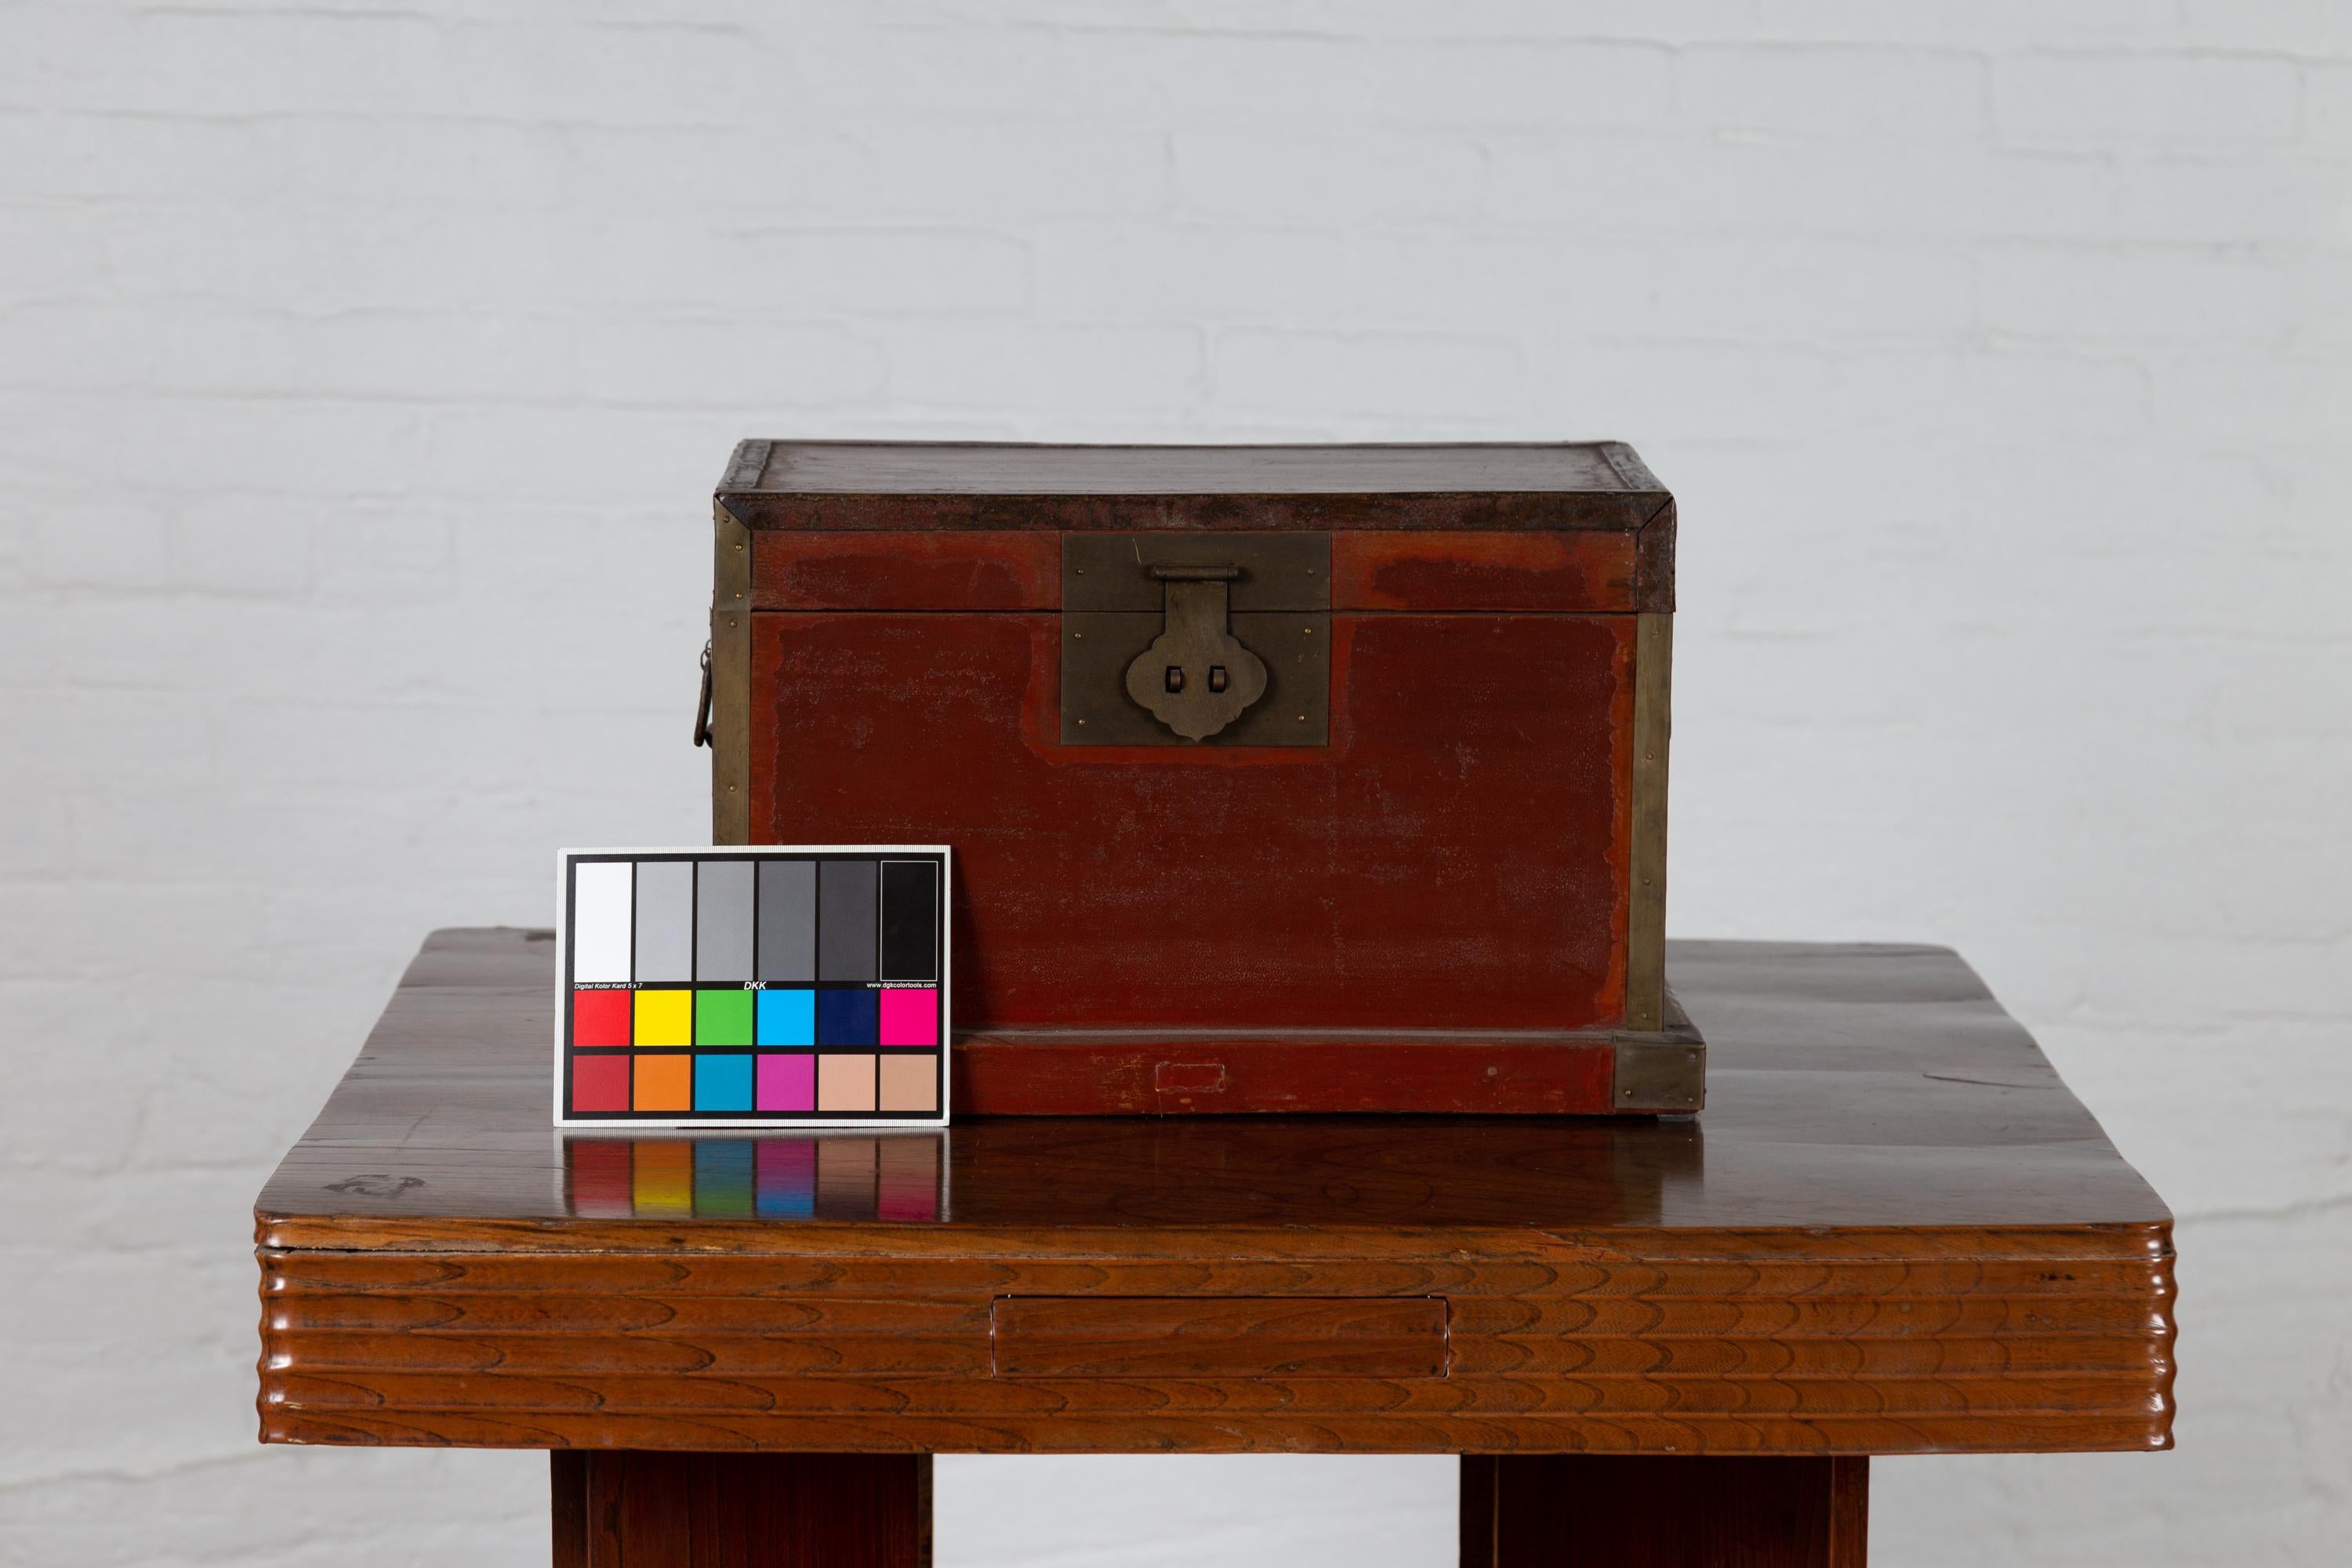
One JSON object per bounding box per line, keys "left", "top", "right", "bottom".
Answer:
{"left": 744, "top": 533, "right": 1635, "bottom": 1033}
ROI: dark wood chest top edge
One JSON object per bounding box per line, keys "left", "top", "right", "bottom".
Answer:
{"left": 723, "top": 439, "right": 1669, "bottom": 493}
{"left": 713, "top": 441, "right": 1671, "bottom": 536}
{"left": 715, "top": 494, "right": 1668, "bottom": 535}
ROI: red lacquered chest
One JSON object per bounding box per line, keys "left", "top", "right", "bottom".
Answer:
{"left": 705, "top": 441, "right": 1696, "bottom": 1115}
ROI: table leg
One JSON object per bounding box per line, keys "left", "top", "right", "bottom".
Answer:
{"left": 551, "top": 1451, "right": 931, "bottom": 1567}
{"left": 1461, "top": 1455, "right": 1867, "bottom": 1567}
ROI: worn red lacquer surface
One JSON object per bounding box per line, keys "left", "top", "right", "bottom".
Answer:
{"left": 748, "top": 610, "right": 1634, "bottom": 1036}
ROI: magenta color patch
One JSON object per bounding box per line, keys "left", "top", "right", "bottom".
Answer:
{"left": 757, "top": 1052, "right": 816, "bottom": 1112}
{"left": 879, "top": 988, "right": 938, "bottom": 1047}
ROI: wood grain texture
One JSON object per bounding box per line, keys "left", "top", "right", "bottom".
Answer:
{"left": 257, "top": 1235, "right": 2170, "bottom": 1454}
{"left": 1461, "top": 1454, "right": 1867, "bottom": 1566}
{"left": 552, "top": 1450, "right": 587, "bottom": 1568}
{"left": 255, "top": 934, "right": 2174, "bottom": 1457}
{"left": 557, "top": 1450, "right": 928, "bottom": 1567}
{"left": 989, "top": 1297, "right": 1448, "bottom": 1378}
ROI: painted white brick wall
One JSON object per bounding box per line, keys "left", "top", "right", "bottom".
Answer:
{"left": 3, "top": 2, "right": 2347, "bottom": 1563}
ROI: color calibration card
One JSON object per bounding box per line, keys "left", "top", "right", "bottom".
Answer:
{"left": 556, "top": 848, "right": 950, "bottom": 1129}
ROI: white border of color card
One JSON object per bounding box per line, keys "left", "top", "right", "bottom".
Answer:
{"left": 553, "top": 846, "right": 951, "bottom": 1130}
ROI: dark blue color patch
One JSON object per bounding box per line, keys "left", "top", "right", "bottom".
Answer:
{"left": 817, "top": 988, "right": 880, "bottom": 1046}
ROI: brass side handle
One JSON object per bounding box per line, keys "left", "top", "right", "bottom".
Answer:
{"left": 692, "top": 640, "right": 714, "bottom": 748}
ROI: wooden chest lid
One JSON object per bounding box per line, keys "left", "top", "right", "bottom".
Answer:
{"left": 717, "top": 440, "right": 1673, "bottom": 539}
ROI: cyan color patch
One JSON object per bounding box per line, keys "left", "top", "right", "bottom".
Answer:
{"left": 692, "top": 1053, "right": 753, "bottom": 1112}
{"left": 757, "top": 987, "right": 816, "bottom": 1045}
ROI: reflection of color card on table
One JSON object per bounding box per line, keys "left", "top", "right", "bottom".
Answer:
{"left": 555, "top": 846, "right": 950, "bottom": 1128}
{"left": 559, "top": 1135, "right": 944, "bottom": 1222}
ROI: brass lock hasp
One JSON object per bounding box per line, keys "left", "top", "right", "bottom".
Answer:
{"left": 1124, "top": 564, "right": 1268, "bottom": 741}
{"left": 1060, "top": 533, "right": 1330, "bottom": 747}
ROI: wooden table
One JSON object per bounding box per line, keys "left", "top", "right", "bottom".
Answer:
{"left": 256, "top": 933, "right": 2174, "bottom": 1566}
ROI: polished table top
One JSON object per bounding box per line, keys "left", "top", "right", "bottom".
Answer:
{"left": 255, "top": 932, "right": 2174, "bottom": 1456}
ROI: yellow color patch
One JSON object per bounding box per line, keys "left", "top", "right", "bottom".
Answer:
{"left": 633, "top": 989, "right": 692, "bottom": 1047}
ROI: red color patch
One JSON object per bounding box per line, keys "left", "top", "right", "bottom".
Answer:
{"left": 572, "top": 988, "right": 633, "bottom": 1047}
{"left": 570, "top": 1052, "right": 630, "bottom": 1113}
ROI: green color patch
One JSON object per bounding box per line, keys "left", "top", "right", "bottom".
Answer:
{"left": 694, "top": 989, "right": 755, "bottom": 1045}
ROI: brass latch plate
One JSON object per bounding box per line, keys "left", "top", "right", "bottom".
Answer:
{"left": 1061, "top": 533, "right": 1330, "bottom": 746}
